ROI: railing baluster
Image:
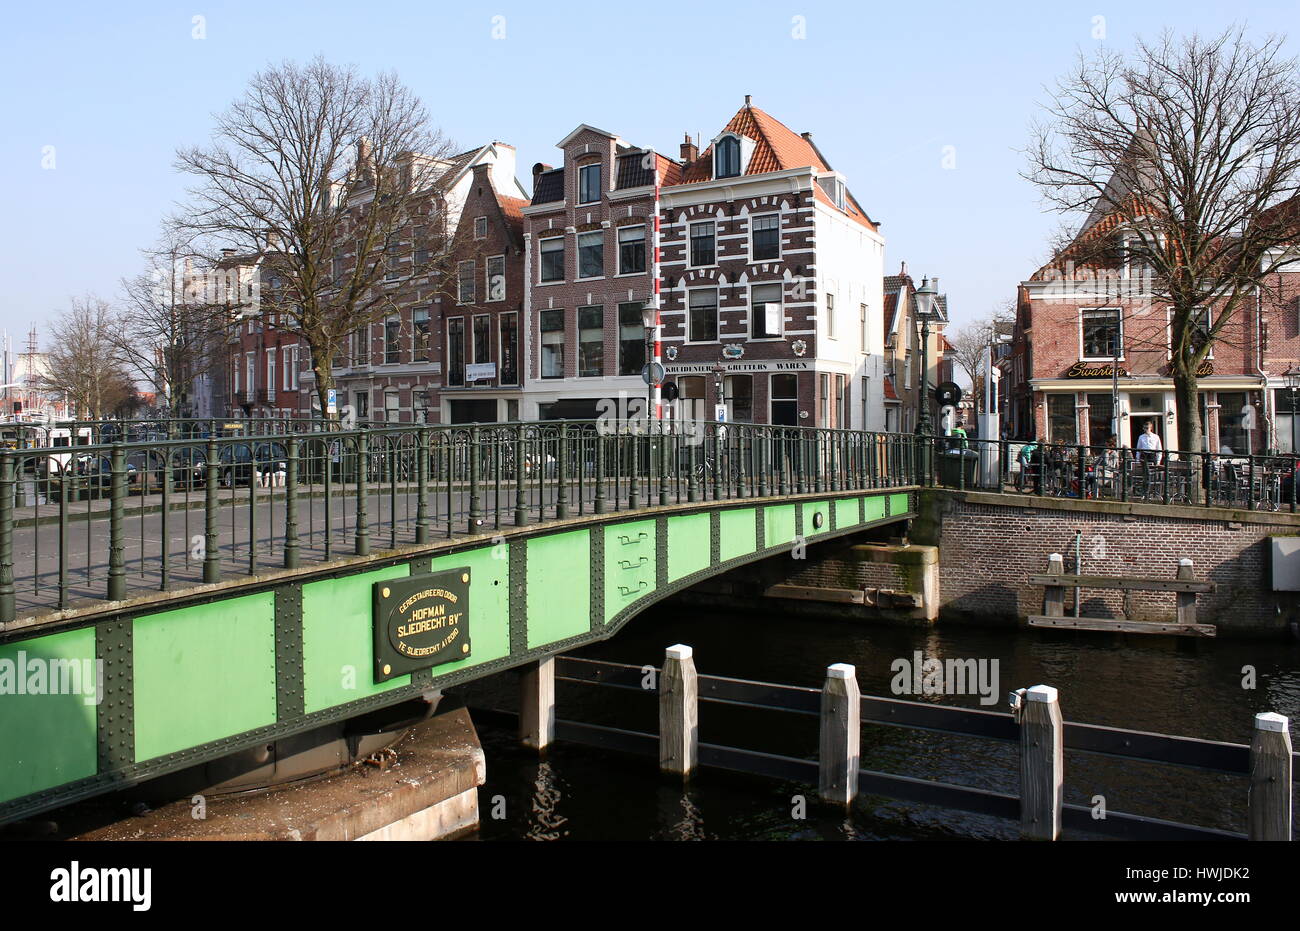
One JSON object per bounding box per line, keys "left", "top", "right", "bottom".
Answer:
{"left": 108, "top": 444, "right": 125, "bottom": 601}
{"left": 355, "top": 430, "right": 370, "bottom": 556}
{"left": 284, "top": 438, "right": 300, "bottom": 569}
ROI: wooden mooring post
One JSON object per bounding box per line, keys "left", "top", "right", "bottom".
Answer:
{"left": 1018, "top": 684, "right": 1063, "bottom": 840}
{"left": 659, "top": 644, "right": 698, "bottom": 778}
{"left": 1249, "top": 712, "right": 1292, "bottom": 841}
{"left": 819, "top": 663, "right": 861, "bottom": 805}
{"left": 1043, "top": 553, "right": 1065, "bottom": 619}
{"left": 519, "top": 657, "right": 555, "bottom": 752}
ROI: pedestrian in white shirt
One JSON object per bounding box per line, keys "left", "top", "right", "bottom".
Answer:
{"left": 1136, "top": 420, "right": 1162, "bottom": 463}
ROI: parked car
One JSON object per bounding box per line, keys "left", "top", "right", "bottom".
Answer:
{"left": 46, "top": 454, "right": 140, "bottom": 501}
{"left": 217, "top": 442, "right": 287, "bottom": 487}
{"left": 126, "top": 447, "right": 209, "bottom": 491}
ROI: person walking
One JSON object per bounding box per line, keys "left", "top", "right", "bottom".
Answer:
{"left": 1136, "top": 420, "right": 1163, "bottom": 464}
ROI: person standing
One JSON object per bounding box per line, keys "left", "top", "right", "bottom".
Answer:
{"left": 1136, "top": 420, "right": 1163, "bottom": 463}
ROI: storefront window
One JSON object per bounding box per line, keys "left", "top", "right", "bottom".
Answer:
{"left": 1086, "top": 394, "right": 1114, "bottom": 448}
{"left": 1047, "top": 394, "right": 1077, "bottom": 445}
{"left": 1276, "top": 389, "right": 1300, "bottom": 454}
{"left": 1217, "top": 392, "right": 1250, "bottom": 455}
{"left": 771, "top": 374, "right": 799, "bottom": 426}
{"left": 724, "top": 374, "right": 753, "bottom": 423}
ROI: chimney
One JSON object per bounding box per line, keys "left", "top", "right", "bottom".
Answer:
{"left": 679, "top": 132, "right": 697, "bottom": 165}
{"left": 900, "top": 261, "right": 907, "bottom": 277}
{"left": 931, "top": 277, "right": 940, "bottom": 293}
{"left": 802, "top": 131, "right": 812, "bottom": 142}
{"left": 744, "top": 94, "right": 752, "bottom": 107}
{"left": 264, "top": 228, "right": 279, "bottom": 250}
{"left": 532, "top": 162, "right": 552, "bottom": 189}
{"left": 221, "top": 248, "right": 236, "bottom": 258}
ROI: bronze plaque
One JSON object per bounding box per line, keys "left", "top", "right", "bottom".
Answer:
{"left": 372, "top": 568, "right": 471, "bottom": 682}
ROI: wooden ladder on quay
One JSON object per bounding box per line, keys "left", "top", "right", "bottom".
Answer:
{"left": 1027, "top": 553, "right": 1217, "bottom": 637}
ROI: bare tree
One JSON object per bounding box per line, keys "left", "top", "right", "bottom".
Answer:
{"left": 115, "top": 238, "right": 232, "bottom": 421}
{"left": 1026, "top": 28, "right": 1300, "bottom": 453}
{"left": 171, "top": 57, "right": 464, "bottom": 420}
{"left": 948, "top": 302, "right": 1015, "bottom": 411}
{"left": 42, "top": 296, "right": 137, "bottom": 419}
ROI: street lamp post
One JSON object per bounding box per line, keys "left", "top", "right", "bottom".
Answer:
{"left": 913, "top": 278, "right": 938, "bottom": 482}
{"left": 914, "top": 277, "right": 938, "bottom": 436}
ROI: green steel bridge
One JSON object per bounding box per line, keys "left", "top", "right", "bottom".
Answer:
{"left": 0, "top": 420, "right": 920, "bottom": 825}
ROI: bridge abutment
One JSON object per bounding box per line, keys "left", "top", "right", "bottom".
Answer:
{"left": 69, "top": 703, "right": 485, "bottom": 841}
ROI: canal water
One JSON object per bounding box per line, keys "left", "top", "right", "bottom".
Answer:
{"left": 454, "top": 603, "right": 1300, "bottom": 841}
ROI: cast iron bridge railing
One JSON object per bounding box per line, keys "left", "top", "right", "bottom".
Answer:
{"left": 0, "top": 419, "right": 922, "bottom": 623}
{"left": 930, "top": 435, "right": 1300, "bottom": 512}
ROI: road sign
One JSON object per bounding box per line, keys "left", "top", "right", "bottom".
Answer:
{"left": 326, "top": 388, "right": 338, "bottom": 415}
{"left": 935, "top": 382, "right": 962, "bottom": 407}
{"left": 715, "top": 404, "right": 728, "bottom": 423}
{"left": 642, "top": 362, "right": 666, "bottom": 386}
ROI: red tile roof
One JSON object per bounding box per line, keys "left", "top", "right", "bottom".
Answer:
{"left": 496, "top": 194, "right": 528, "bottom": 244}
{"left": 655, "top": 152, "right": 682, "bottom": 187}
{"left": 883, "top": 375, "right": 900, "bottom": 402}
{"left": 678, "top": 103, "right": 877, "bottom": 230}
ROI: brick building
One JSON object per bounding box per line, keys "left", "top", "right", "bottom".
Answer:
{"left": 520, "top": 124, "right": 678, "bottom": 420}
{"left": 882, "top": 265, "right": 950, "bottom": 432}
{"left": 224, "top": 142, "right": 528, "bottom": 425}
{"left": 439, "top": 162, "right": 529, "bottom": 423}
{"left": 521, "top": 99, "right": 888, "bottom": 428}
{"left": 1011, "top": 205, "right": 1300, "bottom": 454}
{"left": 659, "top": 100, "right": 886, "bottom": 429}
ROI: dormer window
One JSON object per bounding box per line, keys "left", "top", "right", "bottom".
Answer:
{"left": 818, "top": 175, "right": 847, "bottom": 210}
{"left": 715, "top": 136, "right": 741, "bottom": 179}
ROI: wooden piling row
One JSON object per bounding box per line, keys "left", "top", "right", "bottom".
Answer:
{"left": 515, "top": 644, "right": 1293, "bottom": 840}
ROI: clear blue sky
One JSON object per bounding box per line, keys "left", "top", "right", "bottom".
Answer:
{"left": 0, "top": 0, "right": 1293, "bottom": 349}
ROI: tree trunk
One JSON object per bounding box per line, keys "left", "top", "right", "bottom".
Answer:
{"left": 1172, "top": 362, "right": 1201, "bottom": 456}
{"left": 313, "top": 349, "right": 337, "bottom": 427}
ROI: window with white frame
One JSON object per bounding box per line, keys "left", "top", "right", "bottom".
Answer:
{"left": 413, "top": 308, "right": 430, "bottom": 362}
{"left": 284, "top": 346, "right": 298, "bottom": 391}
{"left": 618, "top": 225, "right": 646, "bottom": 274}
{"left": 826, "top": 293, "right": 836, "bottom": 339}
{"left": 473, "top": 315, "right": 491, "bottom": 368}
{"left": 457, "top": 261, "right": 475, "bottom": 303}
{"left": 750, "top": 283, "right": 782, "bottom": 339}
{"left": 384, "top": 317, "right": 401, "bottom": 364}
{"left": 447, "top": 318, "right": 465, "bottom": 386}
{"left": 1081, "top": 307, "right": 1123, "bottom": 360}
{"left": 577, "top": 231, "right": 603, "bottom": 278}
{"left": 246, "top": 353, "right": 255, "bottom": 396}
{"left": 473, "top": 216, "right": 488, "bottom": 240}
{"left": 715, "top": 136, "right": 741, "bottom": 179}
{"left": 486, "top": 255, "right": 506, "bottom": 301}
{"left": 412, "top": 225, "right": 428, "bottom": 270}
{"left": 751, "top": 214, "right": 780, "bottom": 260}
{"left": 500, "top": 312, "right": 519, "bottom": 385}
{"left": 689, "top": 222, "right": 716, "bottom": 267}
{"left": 578, "top": 163, "right": 601, "bottom": 204}
{"left": 1168, "top": 306, "right": 1213, "bottom": 360}
{"left": 540, "top": 309, "right": 564, "bottom": 378}
{"left": 688, "top": 289, "right": 718, "bottom": 343}
{"left": 539, "top": 236, "right": 564, "bottom": 282}
{"left": 266, "top": 349, "right": 276, "bottom": 402}
{"left": 578, "top": 306, "right": 603, "bottom": 377}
